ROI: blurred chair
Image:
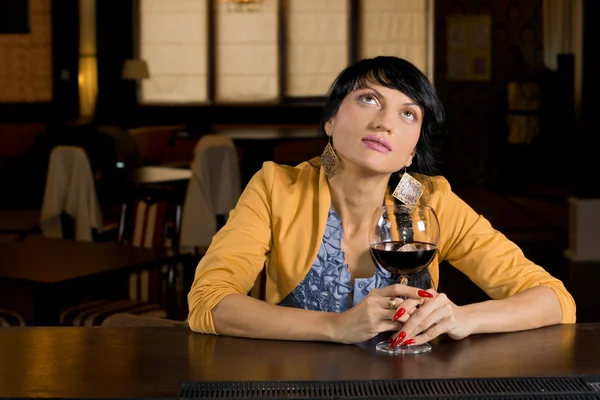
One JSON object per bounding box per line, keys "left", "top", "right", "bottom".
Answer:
{"left": 60, "top": 185, "right": 185, "bottom": 326}
{"left": 127, "top": 125, "right": 193, "bottom": 167}
{"left": 40, "top": 146, "right": 103, "bottom": 242}
{"left": 195, "top": 135, "right": 241, "bottom": 218}
{"left": 272, "top": 137, "right": 327, "bottom": 166}
{"left": 180, "top": 135, "right": 241, "bottom": 251}
{"left": 0, "top": 234, "right": 20, "bottom": 244}
{"left": 0, "top": 309, "right": 26, "bottom": 327}
{"left": 60, "top": 299, "right": 166, "bottom": 327}
{"left": 120, "top": 184, "right": 183, "bottom": 304}
{"left": 0, "top": 122, "right": 47, "bottom": 209}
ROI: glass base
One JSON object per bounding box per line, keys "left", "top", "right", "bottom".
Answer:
{"left": 375, "top": 340, "right": 432, "bottom": 355}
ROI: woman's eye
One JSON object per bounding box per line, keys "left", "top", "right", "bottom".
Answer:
{"left": 402, "top": 110, "right": 416, "bottom": 120}
{"left": 361, "top": 95, "right": 378, "bottom": 105}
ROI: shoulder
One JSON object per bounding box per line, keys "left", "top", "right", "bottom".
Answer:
{"left": 254, "top": 157, "right": 321, "bottom": 191}
{"left": 429, "top": 175, "right": 452, "bottom": 198}
{"left": 413, "top": 174, "right": 452, "bottom": 205}
{"left": 418, "top": 175, "right": 481, "bottom": 231}
{"left": 414, "top": 174, "right": 473, "bottom": 220}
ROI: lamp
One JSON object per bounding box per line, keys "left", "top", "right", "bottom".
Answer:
{"left": 121, "top": 59, "right": 150, "bottom": 80}
{"left": 121, "top": 59, "right": 149, "bottom": 126}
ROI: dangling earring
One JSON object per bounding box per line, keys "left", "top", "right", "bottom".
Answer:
{"left": 321, "top": 136, "right": 340, "bottom": 178}
{"left": 392, "top": 167, "right": 424, "bottom": 206}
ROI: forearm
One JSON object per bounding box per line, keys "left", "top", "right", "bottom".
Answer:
{"left": 212, "top": 294, "right": 339, "bottom": 342}
{"left": 463, "top": 286, "right": 563, "bottom": 334}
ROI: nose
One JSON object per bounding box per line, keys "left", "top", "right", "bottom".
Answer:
{"left": 371, "top": 108, "right": 394, "bottom": 134}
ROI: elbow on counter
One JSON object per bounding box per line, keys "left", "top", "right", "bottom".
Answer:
{"left": 187, "top": 310, "right": 202, "bottom": 333}
{"left": 548, "top": 283, "right": 577, "bottom": 324}
{"left": 187, "top": 288, "right": 218, "bottom": 335}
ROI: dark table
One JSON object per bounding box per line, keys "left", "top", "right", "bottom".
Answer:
{"left": 0, "top": 324, "right": 598, "bottom": 399}
{"left": 0, "top": 235, "right": 181, "bottom": 325}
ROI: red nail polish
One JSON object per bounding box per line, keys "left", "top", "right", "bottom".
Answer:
{"left": 401, "top": 338, "right": 416, "bottom": 346}
{"left": 418, "top": 290, "right": 433, "bottom": 298}
{"left": 391, "top": 332, "right": 406, "bottom": 348}
{"left": 392, "top": 308, "right": 406, "bottom": 322}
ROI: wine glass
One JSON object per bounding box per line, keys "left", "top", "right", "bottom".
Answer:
{"left": 369, "top": 204, "right": 440, "bottom": 355}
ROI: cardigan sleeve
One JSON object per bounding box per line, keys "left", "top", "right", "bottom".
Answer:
{"left": 434, "top": 178, "right": 576, "bottom": 323}
{"left": 187, "top": 163, "right": 275, "bottom": 334}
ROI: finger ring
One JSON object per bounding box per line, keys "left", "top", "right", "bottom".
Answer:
{"left": 388, "top": 298, "right": 397, "bottom": 310}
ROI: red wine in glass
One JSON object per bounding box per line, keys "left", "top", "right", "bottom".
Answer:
{"left": 370, "top": 241, "right": 437, "bottom": 277}
{"left": 369, "top": 204, "right": 440, "bottom": 355}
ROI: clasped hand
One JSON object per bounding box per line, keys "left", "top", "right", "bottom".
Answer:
{"left": 335, "top": 284, "right": 474, "bottom": 345}
{"left": 387, "top": 288, "right": 474, "bottom": 347}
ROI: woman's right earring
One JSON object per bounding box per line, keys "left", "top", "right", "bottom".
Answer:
{"left": 321, "top": 137, "right": 339, "bottom": 178}
{"left": 392, "top": 168, "right": 423, "bottom": 206}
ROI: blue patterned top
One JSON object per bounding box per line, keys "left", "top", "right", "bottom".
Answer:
{"left": 279, "top": 209, "right": 396, "bottom": 312}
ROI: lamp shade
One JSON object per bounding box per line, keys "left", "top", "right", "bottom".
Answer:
{"left": 121, "top": 59, "right": 150, "bottom": 80}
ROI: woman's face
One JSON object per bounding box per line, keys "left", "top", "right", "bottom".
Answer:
{"left": 325, "top": 83, "right": 423, "bottom": 175}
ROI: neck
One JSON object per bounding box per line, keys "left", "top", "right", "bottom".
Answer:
{"left": 327, "top": 163, "right": 390, "bottom": 237}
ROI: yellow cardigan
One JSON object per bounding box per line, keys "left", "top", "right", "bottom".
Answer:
{"left": 188, "top": 158, "right": 576, "bottom": 334}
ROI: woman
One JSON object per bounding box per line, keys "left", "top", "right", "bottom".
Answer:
{"left": 188, "top": 56, "right": 575, "bottom": 347}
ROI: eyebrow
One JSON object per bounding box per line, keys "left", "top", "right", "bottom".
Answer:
{"left": 361, "top": 86, "right": 420, "bottom": 108}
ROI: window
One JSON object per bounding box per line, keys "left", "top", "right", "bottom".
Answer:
{"left": 359, "top": 0, "right": 429, "bottom": 76}
{"left": 285, "top": 0, "right": 348, "bottom": 97}
{"left": 140, "top": 0, "right": 209, "bottom": 103}
{"left": 215, "top": 0, "right": 278, "bottom": 102}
